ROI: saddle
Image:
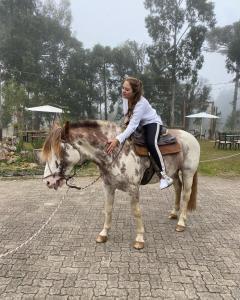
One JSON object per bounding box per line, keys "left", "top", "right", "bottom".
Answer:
{"left": 130, "top": 126, "right": 181, "bottom": 185}
{"left": 132, "top": 125, "right": 181, "bottom": 157}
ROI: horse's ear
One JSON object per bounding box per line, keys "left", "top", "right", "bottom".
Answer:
{"left": 63, "top": 121, "right": 70, "bottom": 140}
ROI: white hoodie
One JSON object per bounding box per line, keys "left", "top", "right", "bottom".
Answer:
{"left": 116, "top": 96, "right": 162, "bottom": 144}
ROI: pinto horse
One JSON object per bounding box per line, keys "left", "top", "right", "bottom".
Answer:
{"left": 42, "top": 120, "right": 200, "bottom": 249}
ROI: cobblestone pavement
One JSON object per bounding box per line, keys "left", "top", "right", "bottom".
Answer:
{"left": 0, "top": 176, "right": 239, "bottom": 300}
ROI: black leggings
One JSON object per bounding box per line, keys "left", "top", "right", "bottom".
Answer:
{"left": 143, "top": 123, "right": 165, "bottom": 173}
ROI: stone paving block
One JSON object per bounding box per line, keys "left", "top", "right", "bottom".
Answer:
{"left": 49, "top": 280, "right": 64, "bottom": 295}
{"left": 206, "top": 284, "right": 230, "bottom": 293}
{"left": 60, "top": 287, "right": 82, "bottom": 296}
{"left": 5, "top": 278, "right": 23, "bottom": 293}
{"left": 34, "top": 286, "right": 50, "bottom": 298}
{"left": 221, "top": 295, "right": 236, "bottom": 300}
{"left": 197, "top": 291, "right": 225, "bottom": 299}
{"left": 22, "top": 294, "right": 37, "bottom": 300}
{"left": 106, "top": 287, "right": 128, "bottom": 297}
{"left": 127, "top": 288, "right": 140, "bottom": 299}
{"left": 229, "top": 286, "right": 240, "bottom": 299}
{"left": 17, "top": 284, "right": 39, "bottom": 294}
{"left": 183, "top": 283, "right": 199, "bottom": 299}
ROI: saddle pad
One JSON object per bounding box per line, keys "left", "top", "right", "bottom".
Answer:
{"left": 134, "top": 141, "right": 181, "bottom": 157}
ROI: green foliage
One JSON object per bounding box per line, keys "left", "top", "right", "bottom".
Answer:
{"left": 207, "top": 21, "right": 240, "bottom": 130}
{"left": 2, "top": 80, "right": 29, "bottom": 128}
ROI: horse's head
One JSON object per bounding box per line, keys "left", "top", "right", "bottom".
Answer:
{"left": 41, "top": 122, "right": 81, "bottom": 190}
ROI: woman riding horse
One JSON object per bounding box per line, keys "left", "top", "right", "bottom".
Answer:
{"left": 107, "top": 77, "right": 173, "bottom": 190}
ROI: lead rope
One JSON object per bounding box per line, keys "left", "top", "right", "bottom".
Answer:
{"left": 0, "top": 187, "right": 70, "bottom": 259}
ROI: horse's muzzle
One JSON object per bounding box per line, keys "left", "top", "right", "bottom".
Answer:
{"left": 44, "top": 175, "right": 64, "bottom": 190}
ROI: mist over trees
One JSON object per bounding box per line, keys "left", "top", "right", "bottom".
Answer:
{"left": 144, "top": 0, "right": 215, "bottom": 126}
{"left": 1, "top": 0, "right": 236, "bottom": 134}
{"left": 207, "top": 21, "right": 240, "bottom": 130}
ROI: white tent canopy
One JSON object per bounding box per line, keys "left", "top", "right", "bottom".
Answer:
{"left": 25, "top": 105, "right": 63, "bottom": 113}
{"left": 186, "top": 112, "right": 220, "bottom": 137}
{"left": 186, "top": 112, "right": 219, "bottom": 119}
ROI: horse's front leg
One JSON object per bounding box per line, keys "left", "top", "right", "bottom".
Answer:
{"left": 129, "top": 187, "right": 145, "bottom": 250}
{"left": 96, "top": 184, "right": 115, "bottom": 243}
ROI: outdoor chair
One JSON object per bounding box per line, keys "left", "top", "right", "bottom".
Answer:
{"left": 217, "top": 132, "right": 232, "bottom": 149}
{"left": 233, "top": 135, "right": 240, "bottom": 150}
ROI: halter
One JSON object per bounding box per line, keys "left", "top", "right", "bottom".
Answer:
{"left": 44, "top": 139, "right": 125, "bottom": 191}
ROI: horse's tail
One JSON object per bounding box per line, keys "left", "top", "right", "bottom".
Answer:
{"left": 187, "top": 171, "right": 198, "bottom": 211}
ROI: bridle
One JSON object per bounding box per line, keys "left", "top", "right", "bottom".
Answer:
{"left": 43, "top": 139, "right": 125, "bottom": 191}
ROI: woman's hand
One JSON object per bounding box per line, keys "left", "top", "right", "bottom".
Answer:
{"left": 106, "top": 138, "right": 119, "bottom": 154}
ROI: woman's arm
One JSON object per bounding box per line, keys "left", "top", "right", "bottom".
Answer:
{"left": 116, "top": 100, "right": 145, "bottom": 144}
{"left": 107, "top": 100, "right": 146, "bottom": 154}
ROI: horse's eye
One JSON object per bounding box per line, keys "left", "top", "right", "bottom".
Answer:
{"left": 55, "top": 161, "right": 59, "bottom": 168}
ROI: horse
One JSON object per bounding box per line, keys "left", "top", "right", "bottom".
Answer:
{"left": 42, "top": 120, "right": 200, "bottom": 250}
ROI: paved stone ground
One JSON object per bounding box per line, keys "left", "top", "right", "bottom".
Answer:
{"left": 0, "top": 176, "right": 239, "bottom": 300}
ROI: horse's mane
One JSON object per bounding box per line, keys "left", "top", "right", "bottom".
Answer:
{"left": 69, "top": 120, "right": 102, "bottom": 128}
{"left": 41, "top": 125, "right": 63, "bottom": 161}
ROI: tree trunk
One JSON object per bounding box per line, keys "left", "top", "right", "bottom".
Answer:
{"left": 170, "top": 19, "right": 178, "bottom": 128}
{"left": 0, "top": 67, "right": 2, "bottom": 140}
{"left": 170, "top": 79, "right": 176, "bottom": 127}
{"left": 103, "top": 61, "right": 107, "bottom": 120}
{"left": 212, "top": 106, "right": 218, "bottom": 138}
{"left": 182, "top": 97, "right": 186, "bottom": 129}
{"left": 231, "top": 65, "right": 239, "bottom": 131}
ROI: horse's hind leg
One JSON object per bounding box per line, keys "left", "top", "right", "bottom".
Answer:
{"left": 96, "top": 184, "right": 115, "bottom": 243}
{"left": 129, "top": 187, "right": 145, "bottom": 250}
{"left": 169, "top": 173, "right": 182, "bottom": 219}
{"left": 176, "top": 174, "right": 193, "bottom": 232}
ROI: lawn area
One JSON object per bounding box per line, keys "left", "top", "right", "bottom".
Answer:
{"left": 198, "top": 140, "right": 240, "bottom": 177}
{"left": 1, "top": 139, "right": 239, "bottom": 178}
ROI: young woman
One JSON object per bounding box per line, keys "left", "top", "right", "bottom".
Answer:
{"left": 107, "top": 77, "right": 173, "bottom": 189}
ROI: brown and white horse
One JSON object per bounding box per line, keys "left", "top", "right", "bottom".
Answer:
{"left": 42, "top": 120, "right": 200, "bottom": 249}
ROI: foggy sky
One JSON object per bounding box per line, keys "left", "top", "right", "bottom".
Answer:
{"left": 70, "top": 0, "right": 240, "bottom": 100}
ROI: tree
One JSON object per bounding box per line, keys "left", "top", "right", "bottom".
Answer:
{"left": 144, "top": 0, "right": 215, "bottom": 126}
{"left": 0, "top": 0, "right": 38, "bottom": 136}
{"left": 61, "top": 40, "right": 99, "bottom": 120}
{"left": 2, "top": 80, "right": 29, "bottom": 133}
{"left": 90, "top": 45, "right": 113, "bottom": 120}
{"left": 0, "top": 0, "right": 74, "bottom": 129}
{"left": 207, "top": 21, "right": 240, "bottom": 130}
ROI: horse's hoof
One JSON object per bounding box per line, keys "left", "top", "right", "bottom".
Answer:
{"left": 133, "top": 241, "right": 144, "bottom": 250}
{"left": 175, "top": 224, "right": 185, "bottom": 232}
{"left": 96, "top": 235, "right": 108, "bottom": 243}
{"left": 168, "top": 213, "right": 178, "bottom": 219}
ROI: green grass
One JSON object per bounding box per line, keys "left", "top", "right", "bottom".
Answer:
{"left": 1, "top": 140, "right": 239, "bottom": 178}
{"left": 198, "top": 140, "right": 240, "bottom": 177}
{"left": 0, "top": 160, "right": 99, "bottom": 178}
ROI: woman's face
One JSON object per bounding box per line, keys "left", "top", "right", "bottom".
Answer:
{"left": 122, "top": 80, "right": 133, "bottom": 100}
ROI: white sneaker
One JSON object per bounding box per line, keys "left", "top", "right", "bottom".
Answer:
{"left": 159, "top": 172, "right": 173, "bottom": 190}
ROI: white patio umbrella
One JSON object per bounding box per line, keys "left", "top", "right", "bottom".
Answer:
{"left": 25, "top": 105, "right": 63, "bottom": 113}
{"left": 186, "top": 112, "right": 220, "bottom": 136}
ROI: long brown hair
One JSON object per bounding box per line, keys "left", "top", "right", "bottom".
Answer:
{"left": 124, "top": 77, "right": 143, "bottom": 110}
